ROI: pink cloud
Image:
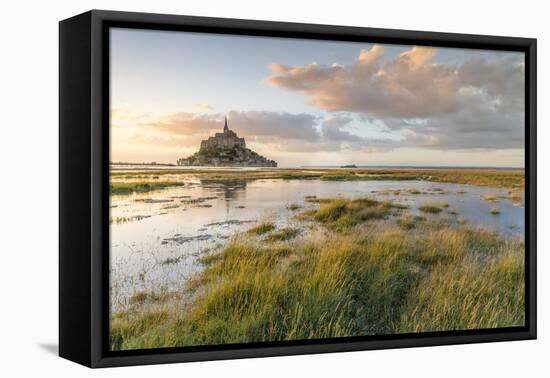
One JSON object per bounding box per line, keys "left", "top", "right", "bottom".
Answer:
{"left": 263, "top": 45, "right": 523, "bottom": 121}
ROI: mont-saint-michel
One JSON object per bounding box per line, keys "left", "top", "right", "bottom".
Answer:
{"left": 177, "top": 117, "right": 277, "bottom": 167}
{"left": 109, "top": 27, "right": 526, "bottom": 352}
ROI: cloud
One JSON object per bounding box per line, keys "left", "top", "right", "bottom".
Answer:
{"left": 193, "top": 103, "right": 216, "bottom": 111}
{"left": 133, "top": 109, "right": 392, "bottom": 153}
{"left": 128, "top": 133, "right": 204, "bottom": 148}
{"left": 264, "top": 45, "right": 465, "bottom": 118}
{"left": 111, "top": 107, "right": 152, "bottom": 128}
{"left": 263, "top": 45, "right": 525, "bottom": 150}
{"left": 457, "top": 56, "right": 524, "bottom": 113}
{"left": 232, "top": 113, "right": 393, "bottom": 152}
{"left": 143, "top": 111, "right": 320, "bottom": 141}
{"left": 227, "top": 110, "right": 319, "bottom": 141}
{"left": 318, "top": 115, "right": 394, "bottom": 152}
{"left": 142, "top": 112, "right": 221, "bottom": 135}
{"left": 321, "top": 116, "right": 363, "bottom": 142}
{"left": 397, "top": 107, "right": 524, "bottom": 150}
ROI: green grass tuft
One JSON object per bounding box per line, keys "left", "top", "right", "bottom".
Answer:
{"left": 397, "top": 216, "right": 416, "bottom": 230}
{"left": 399, "top": 246, "right": 524, "bottom": 332}
{"left": 247, "top": 221, "right": 276, "bottom": 235}
{"left": 299, "top": 198, "right": 399, "bottom": 231}
{"left": 110, "top": 181, "right": 184, "bottom": 195}
{"left": 419, "top": 202, "right": 446, "bottom": 214}
{"left": 266, "top": 228, "right": 300, "bottom": 242}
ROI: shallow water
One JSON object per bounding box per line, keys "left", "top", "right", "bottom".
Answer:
{"left": 110, "top": 178, "right": 524, "bottom": 310}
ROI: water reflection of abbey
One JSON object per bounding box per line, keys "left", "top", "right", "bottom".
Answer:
{"left": 200, "top": 178, "right": 247, "bottom": 212}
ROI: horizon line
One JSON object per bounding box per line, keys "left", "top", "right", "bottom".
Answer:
{"left": 109, "top": 162, "right": 525, "bottom": 170}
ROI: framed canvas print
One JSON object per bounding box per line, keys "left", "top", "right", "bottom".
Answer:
{"left": 59, "top": 10, "right": 537, "bottom": 368}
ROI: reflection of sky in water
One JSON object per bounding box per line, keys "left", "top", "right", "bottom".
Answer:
{"left": 110, "top": 179, "right": 524, "bottom": 310}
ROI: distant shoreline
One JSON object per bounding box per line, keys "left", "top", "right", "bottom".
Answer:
{"left": 110, "top": 163, "right": 524, "bottom": 171}
{"left": 110, "top": 162, "right": 176, "bottom": 167}
{"left": 300, "top": 165, "right": 525, "bottom": 170}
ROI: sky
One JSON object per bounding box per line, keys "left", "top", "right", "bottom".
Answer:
{"left": 110, "top": 28, "right": 525, "bottom": 167}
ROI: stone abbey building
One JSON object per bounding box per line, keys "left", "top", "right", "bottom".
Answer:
{"left": 177, "top": 117, "right": 277, "bottom": 167}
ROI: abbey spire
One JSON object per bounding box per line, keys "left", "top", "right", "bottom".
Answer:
{"left": 223, "top": 115, "right": 229, "bottom": 133}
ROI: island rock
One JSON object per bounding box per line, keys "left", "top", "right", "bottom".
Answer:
{"left": 177, "top": 117, "right": 277, "bottom": 167}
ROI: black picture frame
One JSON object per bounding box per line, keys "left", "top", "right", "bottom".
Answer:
{"left": 59, "top": 9, "right": 537, "bottom": 368}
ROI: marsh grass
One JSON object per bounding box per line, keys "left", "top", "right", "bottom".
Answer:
{"left": 299, "top": 198, "right": 404, "bottom": 231}
{"left": 287, "top": 203, "right": 302, "bottom": 211}
{"left": 181, "top": 198, "right": 206, "bottom": 204}
{"left": 110, "top": 181, "right": 184, "bottom": 195}
{"left": 399, "top": 246, "right": 524, "bottom": 332}
{"left": 247, "top": 221, "right": 276, "bottom": 235}
{"left": 110, "top": 215, "right": 151, "bottom": 224}
{"left": 483, "top": 194, "right": 499, "bottom": 202}
{"left": 161, "top": 204, "right": 180, "bottom": 210}
{"left": 418, "top": 201, "right": 448, "bottom": 214}
{"left": 304, "top": 195, "right": 321, "bottom": 203}
{"left": 161, "top": 255, "right": 184, "bottom": 265}
{"left": 110, "top": 209, "right": 524, "bottom": 350}
{"left": 110, "top": 196, "right": 525, "bottom": 350}
{"left": 266, "top": 227, "right": 300, "bottom": 242}
{"left": 419, "top": 205, "right": 443, "bottom": 214}
{"left": 110, "top": 168, "right": 524, "bottom": 189}
{"left": 127, "top": 289, "right": 176, "bottom": 306}
{"left": 507, "top": 190, "right": 524, "bottom": 205}
{"left": 397, "top": 216, "right": 416, "bottom": 230}
{"left": 128, "top": 291, "right": 148, "bottom": 305}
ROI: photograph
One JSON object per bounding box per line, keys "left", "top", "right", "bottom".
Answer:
{"left": 108, "top": 27, "right": 526, "bottom": 351}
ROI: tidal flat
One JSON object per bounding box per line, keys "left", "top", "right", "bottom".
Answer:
{"left": 109, "top": 167, "right": 525, "bottom": 350}
{"left": 110, "top": 167, "right": 525, "bottom": 189}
